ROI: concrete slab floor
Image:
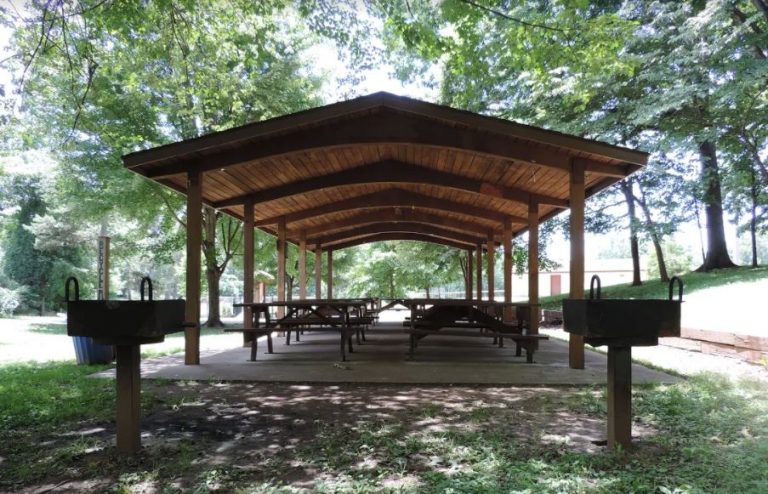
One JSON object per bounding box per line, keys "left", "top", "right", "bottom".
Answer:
{"left": 93, "top": 323, "right": 678, "bottom": 385}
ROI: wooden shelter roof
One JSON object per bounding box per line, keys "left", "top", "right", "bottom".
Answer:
{"left": 123, "top": 92, "right": 647, "bottom": 250}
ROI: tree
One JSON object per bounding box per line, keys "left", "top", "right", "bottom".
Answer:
{"left": 9, "top": 0, "right": 323, "bottom": 325}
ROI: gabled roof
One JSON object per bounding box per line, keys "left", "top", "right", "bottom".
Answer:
{"left": 123, "top": 92, "right": 647, "bottom": 249}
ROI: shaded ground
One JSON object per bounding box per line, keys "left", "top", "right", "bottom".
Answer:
{"left": 7, "top": 382, "right": 656, "bottom": 493}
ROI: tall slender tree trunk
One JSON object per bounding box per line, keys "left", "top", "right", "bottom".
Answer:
{"left": 619, "top": 179, "right": 642, "bottom": 286}
{"left": 750, "top": 166, "right": 759, "bottom": 267}
{"left": 203, "top": 206, "right": 224, "bottom": 327}
{"left": 635, "top": 188, "right": 670, "bottom": 282}
{"left": 389, "top": 272, "right": 395, "bottom": 298}
{"left": 696, "top": 141, "right": 737, "bottom": 271}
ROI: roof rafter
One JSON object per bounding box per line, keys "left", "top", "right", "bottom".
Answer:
{"left": 307, "top": 222, "right": 492, "bottom": 248}
{"left": 214, "top": 160, "right": 568, "bottom": 209}
{"left": 294, "top": 209, "right": 497, "bottom": 238}
{"left": 254, "top": 188, "right": 525, "bottom": 226}
{"left": 324, "top": 232, "right": 476, "bottom": 252}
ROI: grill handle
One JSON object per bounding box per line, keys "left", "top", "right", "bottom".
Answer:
{"left": 589, "top": 275, "right": 602, "bottom": 300}
{"left": 65, "top": 277, "right": 80, "bottom": 302}
{"left": 140, "top": 277, "right": 153, "bottom": 302}
{"left": 668, "top": 276, "right": 684, "bottom": 302}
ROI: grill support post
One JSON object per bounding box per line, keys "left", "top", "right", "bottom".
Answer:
{"left": 607, "top": 345, "right": 632, "bottom": 450}
{"left": 115, "top": 344, "right": 142, "bottom": 455}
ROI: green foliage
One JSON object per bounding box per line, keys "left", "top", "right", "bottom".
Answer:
{"left": 646, "top": 241, "right": 694, "bottom": 279}
{"left": 0, "top": 174, "right": 91, "bottom": 312}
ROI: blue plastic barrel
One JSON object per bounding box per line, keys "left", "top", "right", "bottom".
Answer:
{"left": 72, "top": 336, "right": 114, "bottom": 364}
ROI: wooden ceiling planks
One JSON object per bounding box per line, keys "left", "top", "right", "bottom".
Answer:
{"left": 124, "top": 92, "right": 647, "bottom": 247}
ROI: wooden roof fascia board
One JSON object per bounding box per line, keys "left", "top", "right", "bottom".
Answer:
{"left": 294, "top": 209, "right": 498, "bottom": 238}
{"left": 323, "top": 232, "right": 475, "bottom": 252}
{"left": 307, "top": 222, "right": 492, "bottom": 247}
{"left": 123, "top": 92, "right": 648, "bottom": 174}
{"left": 253, "top": 187, "right": 525, "bottom": 226}
{"left": 133, "top": 110, "right": 637, "bottom": 181}
{"left": 212, "top": 160, "right": 568, "bottom": 209}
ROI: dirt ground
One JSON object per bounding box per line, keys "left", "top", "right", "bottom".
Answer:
{"left": 16, "top": 382, "right": 654, "bottom": 493}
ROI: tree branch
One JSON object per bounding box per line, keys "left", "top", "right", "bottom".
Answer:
{"left": 457, "top": 0, "right": 565, "bottom": 32}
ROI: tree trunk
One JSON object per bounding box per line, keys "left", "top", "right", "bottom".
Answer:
{"left": 202, "top": 206, "right": 224, "bottom": 327}
{"left": 635, "top": 188, "right": 670, "bottom": 282}
{"left": 696, "top": 141, "right": 737, "bottom": 271}
{"left": 425, "top": 286, "right": 431, "bottom": 298}
{"left": 389, "top": 272, "right": 395, "bottom": 298}
{"left": 750, "top": 166, "right": 759, "bottom": 268}
{"left": 619, "top": 179, "right": 642, "bottom": 286}
{"left": 205, "top": 266, "right": 224, "bottom": 327}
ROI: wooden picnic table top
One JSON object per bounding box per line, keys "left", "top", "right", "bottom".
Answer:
{"left": 399, "top": 298, "right": 533, "bottom": 307}
{"left": 234, "top": 299, "right": 368, "bottom": 308}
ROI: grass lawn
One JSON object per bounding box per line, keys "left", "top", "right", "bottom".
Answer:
{"left": 541, "top": 266, "right": 768, "bottom": 309}
{"left": 1, "top": 361, "right": 767, "bottom": 493}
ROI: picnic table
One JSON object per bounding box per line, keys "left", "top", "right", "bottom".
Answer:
{"left": 232, "top": 299, "right": 374, "bottom": 361}
{"left": 401, "top": 299, "right": 547, "bottom": 363}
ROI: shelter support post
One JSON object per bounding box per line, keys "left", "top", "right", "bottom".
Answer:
{"left": 528, "top": 200, "right": 540, "bottom": 343}
{"left": 185, "top": 170, "right": 202, "bottom": 365}
{"left": 277, "top": 217, "right": 286, "bottom": 317}
{"left": 607, "top": 345, "right": 632, "bottom": 450}
{"left": 503, "top": 219, "right": 513, "bottom": 322}
{"left": 315, "top": 247, "right": 322, "bottom": 298}
{"left": 475, "top": 243, "right": 482, "bottom": 301}
{"left": 327, "top": 250, "right": 333, "bottom": 299}
{"left": 299, "top": 230, "right": 307, "bottom": 300}
{"left": 466, "top": 249, "right": 473, "bottom": 300}
{"left": 243, "top": 198, "right": 255, "bottom": 346}
{"left": 569, "top": 159, "right": 586, "bottom": 369}
{"left": 487, "top": 231, "right": 495, "bottom": 301}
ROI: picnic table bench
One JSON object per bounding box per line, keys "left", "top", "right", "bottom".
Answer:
{"left": 402, "top": 299, "right": 547, "bottom": 363}
{"left": 234, "top": 299, "right": 371, "bottom": 361}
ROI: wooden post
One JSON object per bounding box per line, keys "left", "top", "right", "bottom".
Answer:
{"left": 487, "top": 231, "right": 495, "bottom": 301}
{"left": 299, "top": 230, "right": 307, "bottom": 300}
{"left": 607, "top": 346, "right": 632, "bottom": 450}
{"left": 277, "top": 217, "right": 286, "bottom": 318}
{"left": 466, "top": 249, "right": 473, "bottom": 300}
{"left": 327, "top": 250, "right": 333, "bottom": 299}
{"left": 115, "top": 344, "right": 141, "bottom": 454}
{"left": 315, "top": 247, "right": 322, "bottom": 298}
{"left": 475, "top": 243, "right": 482, "bottom": 301}
{"left": 503, "top": 219, "right": 513, "bottom": 322}
{"left": 243, "top": 198, "right": 254, "bottom": 346}
{"left": 528, "top": 199, "right": 539, "bottom": 341}
{"left": 185, "top": 170, "right": 202, "bottom": 365}
{"left": 570, "top": 159, "right": 586, "bottom": 369}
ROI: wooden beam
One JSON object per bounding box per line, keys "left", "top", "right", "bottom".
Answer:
{"left": 297, "top": 208, "right": 501, "bottom": 238}
{"left": 476, "top": 243, "right": 482, "bottom": 302}
{"left": 528, "top": 199, "right": 540, "bottom": 342}
{"left": 309, "top": 222, "right": 489, "bottom": 248}
{"left": 277, "top": 217, "right": 286, "bottom": 318}
{"left": 569, "top": 159, "right": 586, "bottom": 369}
{"left": 243, "top": 197, "right": 255, "bottom": 347}
{"left": 327, "top": 250, "right": 333, "bottom": 300}
{"left": 487, "top": 231, "right": 495, "bottom": 301}
{"left": 254, "top": 188, "right": 525, "bottom": 226}
{"left": 299, "top": 230, "right": 307, "bottom": 300}
{"left": 503, "top": 219, "right": 513, "bottom": 321}
{"left": 585, "top": 161, "right": 641, "bottom": 178}
{"left": 314, "top": 246, "right": 322, "bottom": 299}
{"left": 466, "top": 249, "right": 473, "bottom": 300}
{"left": 326, "top": 232, "right": 475, "bottom": 252}
{"left": 212, "top": 161, "right": 568, "bottom": 209}
{"left": 185, "top": 170, "right": 202, "bottom": 365}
